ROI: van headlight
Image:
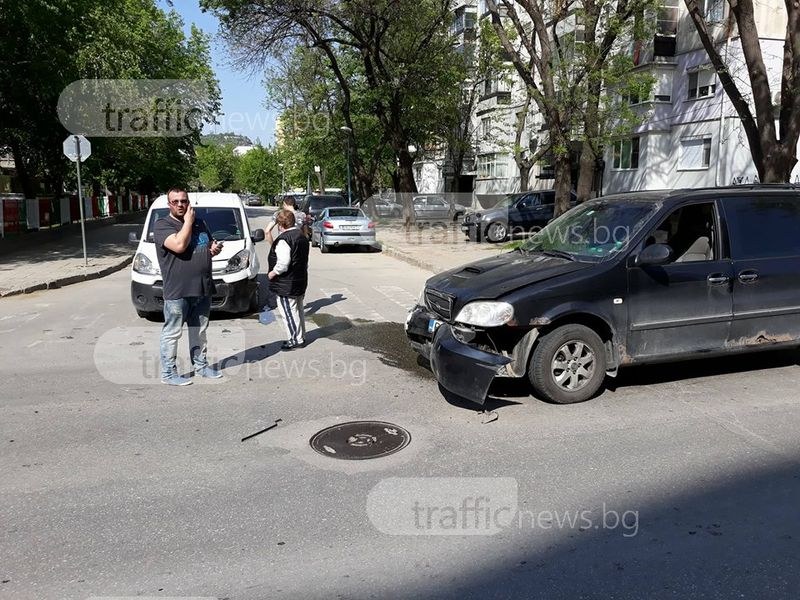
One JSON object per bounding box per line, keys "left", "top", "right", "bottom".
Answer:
{"left": 454, "top": 301, "right": 514, "bottom": 327}
{"left": 225, "top": 249, "right": 250, "bottom": 273}
{"left": 132, "top": 253, "right": 160, "bottom": 275}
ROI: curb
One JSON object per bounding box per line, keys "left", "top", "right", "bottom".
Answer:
{"left": 378, "top": 242, "right": 437, "bottom": 273}
{"left": 0, "top": 255, "right": 133, "bottom": 298}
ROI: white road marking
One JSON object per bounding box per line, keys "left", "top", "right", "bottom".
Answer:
{"left": 320, "top": 287, "right": 384, "bottom": 322}
{"left": 26, "top": 340, "right": 43, "bottom": 348}
{"left": 373, "top": 285, "right": 418, "bottom": 311}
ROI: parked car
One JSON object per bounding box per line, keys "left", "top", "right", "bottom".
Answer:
{"left": 367, "top": 197, "right": 403, "bottom": 218}
{"left": 461, "top": 190, "right": 578, "bottom": 243}
{"left": 406, "top": 185, "right": 800, "bottom": 405}
{"left": 243, "top": 194, "right": 262, "bottom": 206}
{"left": 311, "top": 207, "right": 377, "bottom": 253}
{"left": 299, "top": 194, "right": 349, "bottom": 233}
{"left": 130, "top": 193, "right": 265, "bottom": 318}
{"left": 412, "top": 195, "right": 469, "bottom": 223}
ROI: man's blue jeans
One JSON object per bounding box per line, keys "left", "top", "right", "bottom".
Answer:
{"left": 160, "top": 296, "right": 211, "bottom": 379}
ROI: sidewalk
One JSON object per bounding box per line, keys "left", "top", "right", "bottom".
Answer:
{"left": 377, "top": 223, "right": 504, "bottom": 273}
{"left": 0, "top": 216, "right": 144, "bottom": 297}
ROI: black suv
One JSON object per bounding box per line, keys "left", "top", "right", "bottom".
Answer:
{"left": 461, "top": 190, "right": 578, "bottom": 242}
{"left": 406, "top": 186, "right": 800, "bottom": 405}
{"left": 299, "top": 194, "right": 348, "bottom": 233}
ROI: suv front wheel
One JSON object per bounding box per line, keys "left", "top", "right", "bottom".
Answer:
{"left": 485, "top": 221, "right": 508, "bottom": 243}
{"left": 528, "top": 324, "right": 607, "bottom": 404}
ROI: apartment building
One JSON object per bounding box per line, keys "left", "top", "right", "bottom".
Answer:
{"left": 416, "top": 1, "right": 798, "bottom": 199}
{"left": 603, "top": 0, "right": 799, "bottom": 194}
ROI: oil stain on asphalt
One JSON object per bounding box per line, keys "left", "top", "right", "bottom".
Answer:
{"left": 309, "top": 313, "right": 433, "bottom": 379}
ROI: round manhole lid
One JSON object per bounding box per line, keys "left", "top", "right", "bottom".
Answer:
{"left": 310, "top": 421, "right": 411, "bottom": 460}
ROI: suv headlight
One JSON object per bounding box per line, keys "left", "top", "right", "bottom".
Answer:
{"left": 454, "top": 301, "right": 514, "bottom": 327}
{"left": 132, "top": 253, "right": 160, "bottom": 275}
{"left": 225, "top": 249, "right": 250, "bottom": 273}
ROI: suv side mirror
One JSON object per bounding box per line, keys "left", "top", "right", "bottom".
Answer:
{"left": 251, "top": 228, "right": 265, "bottom": 243}
{"left": 635, "top": 243, "right": 674, "bottom": 267}
{"left": 128, "top": 232, "right": 139, "bottom": 244}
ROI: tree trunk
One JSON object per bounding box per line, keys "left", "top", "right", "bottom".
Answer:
{"left": 762, "top": 149, "right": 797, "bottom": 182}
{"left": 576, "top": 142, "right": 596, "bottom": 202}
{"left": 553, "top": 152, "right": 573, "bottom": 217}
{"left": 518, "top": 162, "right": 531, "bottom": 192}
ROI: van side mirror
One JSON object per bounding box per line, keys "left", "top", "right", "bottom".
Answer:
{"left": 251, "top": 228, "right": 265, "bottom": 243}
{"left": 128, "top": 232, "right": 139, "bottom": 244}
{"left": 635, "top": 243, "right": 674, "bottom": 267}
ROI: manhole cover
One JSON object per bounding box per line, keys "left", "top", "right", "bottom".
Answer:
{"left": 310, "top": 421, "right": 411, "bottom": 460}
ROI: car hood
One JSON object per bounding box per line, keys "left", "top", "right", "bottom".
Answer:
{"left": 426, "top": 251, "right": 591, "bottom": 311}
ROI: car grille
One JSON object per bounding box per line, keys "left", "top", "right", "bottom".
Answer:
{"left": 425, "top": 288, "right": 454, "bottom": 321}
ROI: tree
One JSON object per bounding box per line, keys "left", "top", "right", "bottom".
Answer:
{"left": 195, "top": 143, "right": 239, "bottom": 191}
{"left": 485, "top": 0, "right": 653, "bottom": 213}
{"left": 235, "top": 145, "right": 282, "bottom": 199}
{"left": 0, "top": 0, "right": 220, "bottom": 200}
{"left": 684, "top": 0, "right": 800, "bottom": 182}
{"left": 203, "top": 0, "right": 465, "bottom": 204}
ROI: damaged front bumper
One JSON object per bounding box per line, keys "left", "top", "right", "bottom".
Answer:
{"left": 405, "top": 305, "right": 512, "bottom": 405}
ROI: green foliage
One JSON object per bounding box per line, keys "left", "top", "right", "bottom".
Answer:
{"left": 0, "top": 0, "right": 221, "bottom": 197}
{"left": 235, "top": 146, "right": 281, "bottom": 198}
{"left": 195, "top": 144, "right": 239, "bottom": 191}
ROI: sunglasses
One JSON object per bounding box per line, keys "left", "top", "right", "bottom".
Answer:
{"left": 170, "top": 199, "right": 190, "bottom": 205}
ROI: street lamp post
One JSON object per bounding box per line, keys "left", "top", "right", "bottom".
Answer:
{"left": 340, "top": 126, "right": 353, "bottom": 206}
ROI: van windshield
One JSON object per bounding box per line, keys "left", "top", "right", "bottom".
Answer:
{"left": 308, "top": 196, "right": 347, "bottom": 211}
{"left": 143, "top": 208, "right": 245, "bottom": 243}
{"left": 520, "top": 199, "right": 659, "bottom": 261}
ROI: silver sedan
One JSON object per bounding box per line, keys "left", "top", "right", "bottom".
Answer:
{"left": 310, "top": 207, "right": 377, "bottom": 253}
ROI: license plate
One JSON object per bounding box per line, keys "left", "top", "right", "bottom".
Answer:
{"left": 341, "top": 225, "right": 360, "bottom": 231}
{"left": 427, "top": 318, "right": 441, "bottom": 334}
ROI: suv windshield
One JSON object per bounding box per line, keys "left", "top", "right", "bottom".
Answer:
{"left": 144, "top": 207, "right": 245, "bottom": 242}
{"left": 308, "top": 196, "right": 347, "bottom": 211}
{"left": 520, "top": 199, "right": 659, "bottom": 260}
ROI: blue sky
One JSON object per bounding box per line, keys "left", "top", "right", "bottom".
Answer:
{"left": 158, "top": 0, "right": 277, "bottom": 145}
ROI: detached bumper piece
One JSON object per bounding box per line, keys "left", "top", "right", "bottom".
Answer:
{"left": 430, "top": 324, "right": 511, "bottom": 406}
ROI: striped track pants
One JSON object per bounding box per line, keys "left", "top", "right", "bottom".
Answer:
{"left": 276, "top": 294, "right": 306, "bottom": 345}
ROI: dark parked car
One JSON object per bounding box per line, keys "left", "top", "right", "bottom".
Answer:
{"left": 407, "top": 186, "right": 800, "bottom": 405}
{"left": 299, "top": 194, "right": 349, "bottom": 232}
{"left": 413, "top": 195, "right": 469, "bottom": 223}
{"left": 461, "top": 190, "right": 578, "bottom": 243}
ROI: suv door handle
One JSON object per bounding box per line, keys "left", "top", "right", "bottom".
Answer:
{"left": 707, "top": 274, "right": 730, "bottom": 285}
{"left": 738, "top": 270, "right": 759, "bottom": 283}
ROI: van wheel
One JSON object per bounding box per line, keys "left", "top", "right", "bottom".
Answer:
{"left": 528, "top": 324, "right": 607, "bottom": 404}
{"left": 136, "top": 309, "right": 160, "bottom": 321}
{"left": 486, "top": 222, "right": 507, "bottom": 243}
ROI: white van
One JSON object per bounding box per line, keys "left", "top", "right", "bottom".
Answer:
{"left": 129, "top": 193, "right": 265, "bottom": 318}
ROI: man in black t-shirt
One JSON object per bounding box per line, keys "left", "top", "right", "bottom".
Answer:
{"left": 153, "top": 188, "right": 224, "bottom": 385}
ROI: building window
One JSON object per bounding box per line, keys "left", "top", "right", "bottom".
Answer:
{"left": 688, "top": 69, "right": 716, "bottom": 99}
{"left": 477, "top": 153, "right": 509, "bottom": 179}
{"left": 452, "top": 7, "right": 477, "bottom": 35}
{"left": 703, "top": 0, "right": 724, "bottom": 22}
{"left": 612, "top": 137, "right": 640, "bottom": 170}
{"left": 657, "top": 0, "right": 679, "bottom": 36}
{"left": 654, "top": 70, "right": 673, "bottom": 102}
{"left": 680, "top": 137, "right": 712, "bottom": 169}
{"left": 480, "top": 117, "right": 492, "bottom": 139}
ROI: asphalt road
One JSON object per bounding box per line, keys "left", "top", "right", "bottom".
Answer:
{"left": 1, "top": 207, "right": 799, "bottom": 599}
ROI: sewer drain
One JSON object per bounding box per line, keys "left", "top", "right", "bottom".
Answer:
{"left": 310, "top": 421, "right": 411, "bottom": 460}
